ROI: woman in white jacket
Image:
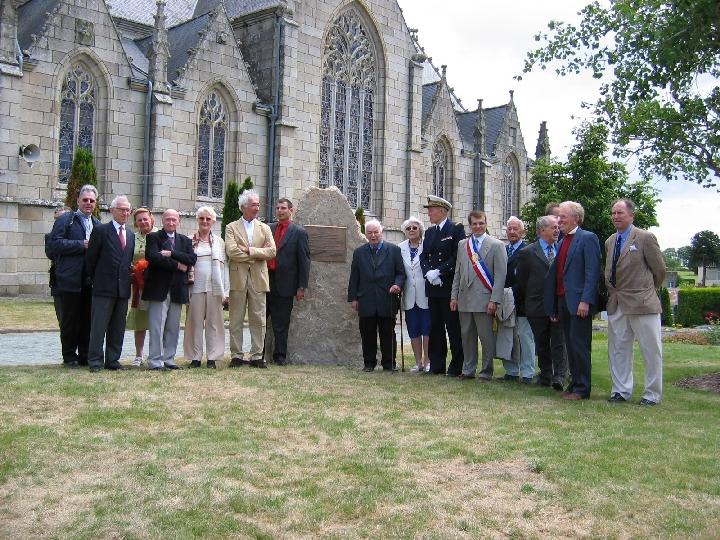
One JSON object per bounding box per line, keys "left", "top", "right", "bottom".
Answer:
{"left": 398, "top": 216, "right": 431, "bottom": 373}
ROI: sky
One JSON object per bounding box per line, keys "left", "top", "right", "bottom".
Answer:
{"left": 397, "top": 0, "right": 720, "bottom": 249}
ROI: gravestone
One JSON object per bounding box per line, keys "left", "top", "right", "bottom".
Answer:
{"left": 285, "top": 186, "right": 366, "bottom": 365}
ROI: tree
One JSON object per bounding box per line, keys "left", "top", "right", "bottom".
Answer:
{"left": 677, "top": 245, "right": 692, "bottom": 268}
{"left": 662, "top": 248, "right": 682, "bottom": 270}
{"left": 220, "top": 176, "right": 254, "bottom": 240}
{"left": 523, "top": 0, "right": 720, "bottom": 189}
{"left": 688, "top": 230, "right": 720, "bottom": 286}
{"left": 354, "top": 207, "right": 366, "bottom": 234}
{"left": 64, "top": 148, "right": 100, "bottom": 218}
{"left": 522, "top": 122, "right": 659, "bottom": 242}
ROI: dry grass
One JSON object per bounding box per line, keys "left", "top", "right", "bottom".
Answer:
{"left": 0, "top": 297, "right": 58, "bottom": 331}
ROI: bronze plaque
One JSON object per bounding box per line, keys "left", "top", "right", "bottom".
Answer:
{"left": 305, "top": 225, "right": 347, "bottom": 263}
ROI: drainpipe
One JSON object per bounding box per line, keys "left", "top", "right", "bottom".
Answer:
{"left": 142, "top": 80, "right": 153, "bottom": 208}
{"left": 265, "top": 12, "right": 283, "bottom": 221}
{"left": 404, "top": 61, "right": 415, "bottom": 218}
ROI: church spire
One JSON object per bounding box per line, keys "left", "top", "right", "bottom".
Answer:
{"left": 148, "top": 0, "right": 170, "bottom": 94}
{"left": 535, "top": 121, "right": 551, "bottom": 160}
{"left": 475, "top": 98, "right": 486, "bottom": 156}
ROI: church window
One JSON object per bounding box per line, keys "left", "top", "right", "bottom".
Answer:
{"left": 319, "top": 9, "right": 377, "bottom": 210}
{"left": 58, "top": 64, "right": 96, "bottom": 183}
{"left": 432, "top": 141, "right": 449, "bottom": 199}
{"left": 197, "top": 91, "right": 227, "bottom": 199}
{"left": 503, "top": 156, "right": 519, "bottom": 222}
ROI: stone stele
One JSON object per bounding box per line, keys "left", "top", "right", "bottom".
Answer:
{"left": 284, "top": 186, "right": 366, "bottom": 365}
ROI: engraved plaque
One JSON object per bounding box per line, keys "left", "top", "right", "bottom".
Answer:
{"left": 305, "top": 225, "right": 347, "bottom": 263}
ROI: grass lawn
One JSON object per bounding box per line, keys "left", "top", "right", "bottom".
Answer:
{"left": 0, "top": 337, "right": 718, "bottom": 538}
{"left": 0, "top": 297, "right": 58, "bottom": 331}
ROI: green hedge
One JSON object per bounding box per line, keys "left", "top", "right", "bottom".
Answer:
{"left": 676, "top": 288, "right": 720, "bottom": 327}
{"left": 659, "top": 287, "right": 673, "bottom": 326}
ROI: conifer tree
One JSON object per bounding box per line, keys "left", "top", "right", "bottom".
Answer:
{"left": 64, "top": 148, "right": 100, "bottom": 218}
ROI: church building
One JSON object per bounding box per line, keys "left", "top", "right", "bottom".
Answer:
{"left": 0, "top": 0, "right": 548, "bottom": 294}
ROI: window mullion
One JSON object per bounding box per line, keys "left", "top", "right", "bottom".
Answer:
{"left": 343, "top": 86, "right": 352, "bottom": 206}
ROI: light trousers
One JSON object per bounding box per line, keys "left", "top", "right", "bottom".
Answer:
{"left": 459, "top": 311, "right": 495, "bottom": 378}
{"left": 501, "top": 316, "right": 536, "bottom": 379}
{"left": 183, "top": 292, "right": 225, "bottom": 362}
{"left": 147, "top": 294, "right": 182, "bottom": 368}
{"left": 608, "top": 308, "right": 663, "bottom": 402}
{"left": 229, "top": 285, "right": 266, "bottom": 360}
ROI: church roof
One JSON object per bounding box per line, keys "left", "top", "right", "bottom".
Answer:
{"left": 193, "top": 0, "right": 283, "bottom": 19}
{"left": 484, "top": 105, "right": 507, "bottom": 156}
{"left": 109, "top": 0, "right": 198, "bottom": 26}
{"left": 422, "top": 82, "right": 439, "bottom": 124}
{"left": 455, "top": 111, "right": 476, "bottom": 151}
{"left": 17, "top": 0, "right": 61, "bottom": 53}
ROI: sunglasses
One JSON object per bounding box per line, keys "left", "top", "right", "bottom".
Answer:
{"left": 81, "top": 198, "right": 96, "bottom": 203}
{"left": 405, "top": 226, "right": 419, "bottom": 231}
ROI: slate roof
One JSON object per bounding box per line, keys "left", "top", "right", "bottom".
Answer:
{"left": 193, "top": 0, "right": 282, "bottom": 18}
{"left": 17, "top": 0, "right": 61, "bottom": 52}
{"left": 455, "top": 111, "right": 476, "bottom": 151}
{"left": 421, "top": 82, "right": 439, "bottom": 124}
{"left": 109, "top": 0, "right": 198, "bottom": 26}
{"left": 484, "top": 105, "right": 507, "bottom": 156}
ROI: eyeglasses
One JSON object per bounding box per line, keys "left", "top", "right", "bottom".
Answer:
{"left": 405, "top": 226, "right": 419, "bottom": 231}
{"left": 81, "top": 198, "right": 96, "bottom": 203}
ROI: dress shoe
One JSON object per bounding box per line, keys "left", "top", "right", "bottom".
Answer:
{"left": 499, "top": 374, "right": 519, "bottom": 382}
{"left": 206, "top": 360, "right": 216, "bottom": 369}
{"left": 229, "top": 357, "right": 243, "bottom": 368}
{"left": 188, "top": 360, "right": 202, "bottom": 368}
{"left": 608, "top": 392, "right": 627, "bottom": 403}
{"left": 362, "top": 366, "right": 374, "bottom": 372}
{"left": 383, "top": 366, "right": 399, "bottom": 372}
{"left": 639, "top": 398, "right": 657, "bottom": 406}
{"left": 89, "top": 366, "right": 102, "bottom": 373}
{"left": 164, "top": 364, "right": 183, "bottom": 370}
{"left": 149, "top": 366, "right": 168, "bottom": 371}
{"left": 458, "top": 374, "right": 475, "bottom": 380}
{"left": 551, "top": 382, "right": 564, "bottom": 391}
{"left": 478, "top": 376, "right": 492, "bottom": 383}
{"left": 64, "top": 361, "right": 79, "bottom": 369}
{"left": 563, "top": 392, "right": 585, "bottom": 401}
{"left": 249, "top": 359, "right": 268, "bottom": 369}
{"left": 520, "top": 377, "right": 533, "bottom": 384}
{"left": 105, "top": 363, "right": 126, "bottom": 371}
{"left": 274, "top": 357, "right": 288, "bottom": 366}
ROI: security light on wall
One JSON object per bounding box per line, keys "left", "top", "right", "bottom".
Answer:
{"left": 18, "top": 144, "right": 40, "bottom": 168}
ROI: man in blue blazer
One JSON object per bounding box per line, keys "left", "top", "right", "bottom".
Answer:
{"left": 85, "top": 196, "right": 135, "bottom": 372}
{"left": 348, "top": 219, "right": 405, "bottom": 372}
{"left": 544, "top": 201, "right": 601, "bottom": 400}
{"left": 49, "top": 185, "right": 101, "bottom": 368}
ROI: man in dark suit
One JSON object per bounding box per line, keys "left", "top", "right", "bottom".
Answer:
{"left": 143, "top": 209, "right": 197, "bottom": 370}
{"left": 348, "top": 219, "right": 405, "bottom": 372}
{"left": 419, "top": 195, "right": 466, "bottom": 376}
{"left": 544, "top": 201, "right": 601, "bottom": 400}
{"left": 266, "top": 198, "right": 311, "bottom": 365}
{"left": 515, "top": 215, "right": 566, "bottom": 390}
{"left": 49, "top": 185, "right": 101, "bottom": 369}
{"left": 85, "top": 196, "right": 135, "bottom": 372}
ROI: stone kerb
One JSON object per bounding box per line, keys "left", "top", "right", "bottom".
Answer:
{"left": 285, "top": 186, "right": 365, "bottom": 365}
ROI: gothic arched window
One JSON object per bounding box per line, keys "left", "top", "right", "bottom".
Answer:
{"left": 58, "top": 64, "right": 96, "bottom": 183}
{"left": 503, "top": 156, "right": 519, "bottom": 222}
{"left": 318, "top": 9, "right": 377, "bottom": 210}
{"left": 432, "top": 141, "right": 449, "bottom": 199}
{"left": 197, "top": 92, "right": 227, "bottom": 199}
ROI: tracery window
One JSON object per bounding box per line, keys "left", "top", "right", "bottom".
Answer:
{"left": 503, "top": 156, "right": 519, "bottom": 222}
{"left": 58, "top": 64, "right": 96, "bottom": 183}
{"left": 318, "top": 9, "right": 376, "bottom": 210}
{"left": 432, "top": 141, "right": 449, "bottom": 199}
{"left": 197, "top": 92, "right": 227, "bottom": 198}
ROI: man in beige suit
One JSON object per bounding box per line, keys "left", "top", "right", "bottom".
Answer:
{"left": 226, "top": 190, "right": 276, "bottom": 368}
{"left": 450, "top": 210, "right": 507, "bottom": 381}
{"left": 605, "top": 199, "right": 666, "bottom": 405}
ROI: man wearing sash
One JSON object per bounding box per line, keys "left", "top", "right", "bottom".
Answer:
{"left": 450, "top": 210, "right": 507, "bottom": 380}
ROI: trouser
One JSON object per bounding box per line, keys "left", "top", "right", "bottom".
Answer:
{"left": 183, "top": 292, "right": 225, "bottom": 362}
{"left": 459, "top": 311, "right": 495, "bottom": 378}
{"left": 528, "top": 315, "right": 566, "bottom": 385}
{"left": 359, "top": 315, "right": 396, "bottom": 369}
{"left": 428, "top": 297, "right": 464, "bottom": 375}
{"left": 608, "top": 308, "right": 663, "bottom": 402}
{"left": 559, "top": 296, "right": 593, "bottom": 397}
{"left": 87, "top": 295, "right": 128, "bottom": 369}
{"left": 229, "top": 285, "right": 266, "bottom": 360}
{"left": 57, "top": 286, "right": 92, "bottom": 365}
{"left": 267, "top": 276, "right": 295, "bottom": 361}
{"left": 147, "top": 294, "right": 182, "bottom": 368}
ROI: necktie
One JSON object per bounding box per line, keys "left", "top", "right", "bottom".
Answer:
{"left": 84, "top": 216, "right": 91, "bottom": 240}
{"left": 169, "top": 236, "right": 175, "bottom": 249}
{"left": 118, "top": 225, "right": 126, "bottom": 249}
{"left": 546, "top": 244, "right": 555, "bottom": 264}
{"left": 610, "top": 234, "right": 622, "bottom": 287}
{"left": 507, "top": 245, "right": 515, "bottom": 257}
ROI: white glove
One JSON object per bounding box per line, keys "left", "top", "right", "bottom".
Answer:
{"left": 425, "top": 269, "right": 440, "bottom": 282}
{"left": 432, "top": 277, "right": 443, "bottom": 287}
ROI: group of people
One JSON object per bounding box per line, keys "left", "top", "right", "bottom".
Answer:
{"left": 48, "top": 185, "right": 309, "bottom": 372}
{"left": 348, "top": 195, "right": 666, "bottom": 405}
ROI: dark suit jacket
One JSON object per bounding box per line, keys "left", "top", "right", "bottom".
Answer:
{"left": 419, "top": 219, "right": 466, "bottom": 298}
{"left": 544, "top": 227, "right": 601, "bottom": 317}
{"left": 348, "top": 242, "right": 405, "bottom": 318}
{"left": 515, "top": 241, "right": 551, "bottom": 318}
{"left": 142, "top": 230, "right": 197, "bottom": 304}
{"left": 505, "top": 240, "right": 527, "bottom": 315}
{"left": 85, "top": 221, "right": 135, "bottom": 298}
{"left": 49, "top": 211, "right": 101, "bottom": 293}
{"left": 269, "top": 221, "right": 311, "bottom": 297}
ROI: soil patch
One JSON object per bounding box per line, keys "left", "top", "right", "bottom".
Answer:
{"left": 676, "top": 372, "right": 720, "bottom": 393}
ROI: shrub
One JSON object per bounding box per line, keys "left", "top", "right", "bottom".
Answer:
{"left": 664, "top": 332, "right": 709, "bottom": 345}
{"left": 65, "top": 148, "right": 100, "bottom": 218}
{"left": 355, "top": 207, "right": 365, "bottom": 234}
{"left": 706, "top": 324, "right": 720, "bottom": 346}
{"left": 659, "top": 287, "right": 673, "bottom": 326}
{"left": 675, "top": 288, "right": 720, "bottom": 327}
{"left": 220, "top": 177, "right": 253, "bottom": 240}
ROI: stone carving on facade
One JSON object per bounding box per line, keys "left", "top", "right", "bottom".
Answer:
{"left": 75, "top": 19, "right": 94, "bottom": 46}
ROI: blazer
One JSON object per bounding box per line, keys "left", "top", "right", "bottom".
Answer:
{"left": 450, "top": 235, "right": 507, "bottom": 312}
{"left": 49, "top": 210, "right": 101, "bottom": 293}
{"left": 398, "top": 239, "right": 428, "bottom": 310}
{"left": 604, "top": 226, "right": 665, "bottom": 315}
{"left": 544, "top": 227, "right": 601, "bottom": 317}
{"left": 85, "top": 221, "right": 135, "bottom": 299}
{"left": 505, "top": 240, "right": 527, "bottom": 315}
{"left": 225, "top": 218, "right": 276, "bottom": 293}
{"left": 142, "top": 229, "right": 197, "bottom": 304}
{"left": 515, "top": 241, "right": 552, "bottom": 318}
{"left": 420, "top": 219, "right": 466, "bottom": 298}
{"left": 269, "top": 221, "right": 311, "bottom": 297}
{"left": 347, "top": 242, "right": 406, "bottom": 318}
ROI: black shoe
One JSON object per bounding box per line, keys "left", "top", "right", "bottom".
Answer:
{"left": 383, "top": 366, "right": 398, "bottom": 372}
{"left": 228, "top": 357, "right": 243, "bottom": 368}
{"left": 608, "top": 392, "right": 627, "bottom": 403}
{"left": 64, "top": 361, "right": 79, "bottom": 369}
{"left": 458, "top": 374, "right": 475, "bottom": 380}
{"left": 89, "top": 366, "right": 102, "bottom": 373}
{"left": 249, "top": 359, "right": 268, "bottom": 369}
{"left": 362, "top": 366, "right": 374, "bottom": 372}
{"left": 520, "top": 377, "right": 533, "bottom": 384}
{"left": 274, "top": 357, "right": 288, "bottom": 366}
{"left": 149, "top": 366, "right": 168, "bottom": 371}
{"left": 105, "top": 363, "right": 126, "bottom": 371}
{"left": 499, "top": 374, "right": 519, "bottom": 382}
{"left": 164, "top": 364, "right": 183, "bottom": 370}
{"left": 207, "top": 360, "right": 216, "bottom": 369}
{"left": 639, "top": 398, "right": 657, "bottom": 406}
{"left": 188, "top": 360, "right": 201, "bottom": 368}
{"left": 551, "top": 382, "right": 564, "bottom": 391}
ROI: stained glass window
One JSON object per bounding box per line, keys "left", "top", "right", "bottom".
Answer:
{"left": 432, "top": 141, "right": 448, "bottom": 199}
{"left": 319, "top": 9, "right": 376, "bottom": 210}
{"left": 503, "top": 156, "right": 519, "bottom": 223}
{"left": 197, "top": 92, "right": 227, "bottom": 198}
{"left": 58, "top": 64, "right": 96, "bottom": 183}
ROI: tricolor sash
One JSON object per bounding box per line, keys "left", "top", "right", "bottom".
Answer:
{"left": 467, "top": 239, "right": 493, "bottom": 292}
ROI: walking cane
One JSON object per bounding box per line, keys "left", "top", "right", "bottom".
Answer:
{"left": 397, "top": 292, "right": 405, "bottom": 372}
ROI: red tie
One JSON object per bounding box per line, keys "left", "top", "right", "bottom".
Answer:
{"left": 119, "top": 225, "right": 126, "bottom": 249}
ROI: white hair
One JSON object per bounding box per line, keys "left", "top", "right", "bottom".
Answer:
{"left": 109, "top": 195, "right": 130, "bottom": 209}
{"left": 365, "top": 219, "right": 383, "bottom": 233}
{"left": 196, "top": 205, "right": 217, "bottom": 221}
{"left": 506, "top": 215, "right": 525, "bottom": 229}
{"left": 238, "top": 189, "right": 260, "bottom": 208}
{"left": 401, "top": 216, "right": 425, "bottom": 236}
{"left": 78, "top": 184, "right": 98, "bottom": 200}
